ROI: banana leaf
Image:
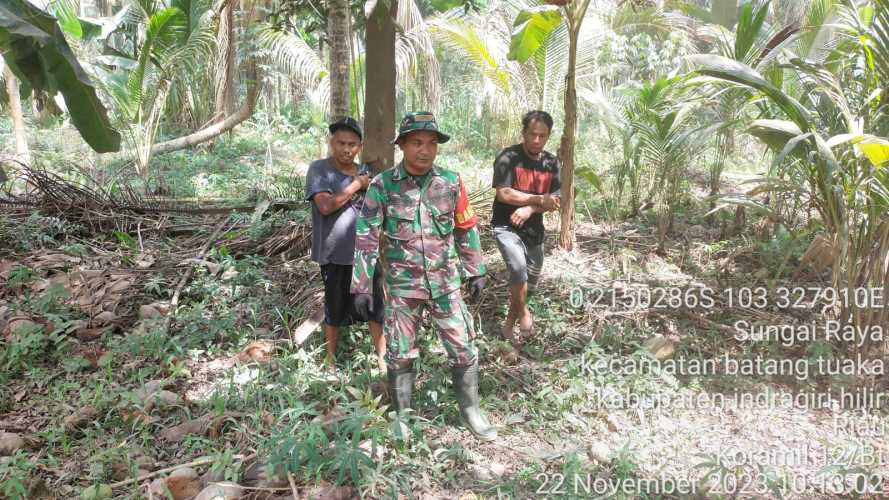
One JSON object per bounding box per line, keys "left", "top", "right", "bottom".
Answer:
{"left": 0, "top": 0, "right": 121, "bottom": 153}
{"left": 507, "top": 6, "right": 562, "bottom": 63}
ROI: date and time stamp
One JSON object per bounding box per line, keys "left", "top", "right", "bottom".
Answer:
{"left": 529, "top": 443, "right": 889, "bottom": 496}
{"left": 569, "top": 285, "right": 887, "bottom": 312}
{"left": 546, "top": 285, "right": 889, "bottom": 497}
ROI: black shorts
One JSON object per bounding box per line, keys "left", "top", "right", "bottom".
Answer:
{"left": 320, "top": 264, "right": 384, "bottom": 326}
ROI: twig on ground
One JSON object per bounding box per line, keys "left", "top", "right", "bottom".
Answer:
{"left": 108, "top": 452, "right": 256, "bottom": 489}
{"left": 161, "top": 217, "right": 228, "bottom": 335}
{"left": 287, "top": 472, "right": 300, "bottom": 499}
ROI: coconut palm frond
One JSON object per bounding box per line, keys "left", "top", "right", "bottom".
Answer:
{"left": 872, "top": 0, "right": 889, "bottom": 84}
{"left": 428, "top": 17, "right": 510, "bottom": 96}
{"left": 396, "top": 27, "right": 440, "bottom": 110}
{"left": 607, "top": 1, "right": 678, "bottom": 36}
{"left": 797, "top": 0, "right": 838, "bottom": 61}
{"left": 428, "top": 11, "right": 532, "bottom": 119}
{"left": 164, "top": 5, "right": 217, "bottom": 127}
{"left": 125, "top": 6, "right": 184, "bottom": 111}
{"left": 162, "top": 7, "right": 215, "bottom": 72}
{"left": 395, "top": 0, "right": 440, "bottom": 111}
{"left": 255, "top": 24, "right": 328, "bottom": 93}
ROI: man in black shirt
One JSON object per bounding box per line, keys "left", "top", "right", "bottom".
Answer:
{"left": 491, "top": 111, "right": 561, "bottom": 343}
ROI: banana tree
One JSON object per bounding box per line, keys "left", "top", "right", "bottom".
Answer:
{"left": 0, "top": 0, "right": 121, "bottom": 153}
{"left": 689, "top": 0, "right": 889, "bottom": 329}
{"left": 507, "top": 0, "right": 592, "bottom": 250}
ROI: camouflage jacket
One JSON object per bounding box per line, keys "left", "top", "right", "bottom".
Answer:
{"left": 351, "top": 161, "right": 486, "bottom": 299}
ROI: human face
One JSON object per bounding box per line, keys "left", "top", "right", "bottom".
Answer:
{"left": 521, "top": 119, "right": 551, "bottom": 158}
{"left": 330, "top": 129, "right": 362, "bottom": 169}
{"left": 398, "top": 130, "right": 438, "bottom": 175}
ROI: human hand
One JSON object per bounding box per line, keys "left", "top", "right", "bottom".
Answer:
{"left": 467, "top": 276, "right": 486, "bottom": 303}
{"left": 541, "top": 193, "right": 558, "bottom": 211}
{"left": 510, "top": 206, "right": 533, "bottom": 227}
{"left": 356, "top": 174, "right": 371, "bottom": 190}
{"left": 354, "top": 293, "right": 374, "bottom": 320}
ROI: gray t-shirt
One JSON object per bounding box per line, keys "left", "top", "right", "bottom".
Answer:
{"left": 304, "top": 158, "right": 363, "bottom": 266}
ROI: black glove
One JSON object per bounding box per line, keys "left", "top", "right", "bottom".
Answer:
{"left": 354, "top": 293, "right": 374, "bottom": 320}
{"left": 467, "top": 276, "right": 486, "bottom": 303}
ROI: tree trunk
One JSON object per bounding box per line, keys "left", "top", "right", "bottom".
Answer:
{"left": 328, "top": 0, "right": 350, "bottom": 120}
{"left": 362, "top": 0, "right": 397, "bottom": 174}
{"left": 557, "top": 0, "right": 590, "bottom": 251}
{"left": 151, "top": 62, "right": 259, "bottom": 157}
{"left": 4, "top": 64, "right": 30, "bottom": 166}
{"left": 712, "top": 0, "right": 738, "bottom": 28}
{"left": 214, "top": 1, "right": 236, "bottom": 119}
{"left": 708, "top": 128, "right": 733, "bottom": 224}
{"left": 348, "top": 10, "right": 361, "bottom": 118}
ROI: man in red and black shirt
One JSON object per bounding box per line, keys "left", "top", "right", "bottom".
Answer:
{"left": 491, "top": 110, "right": 561, "bottom": 343}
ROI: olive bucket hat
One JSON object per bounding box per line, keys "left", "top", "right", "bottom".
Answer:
{"left": 392, "top": 111, "right": 451, "bottom": 144}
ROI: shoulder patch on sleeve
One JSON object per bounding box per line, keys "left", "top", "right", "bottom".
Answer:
{"left": 454, "top": 175, "right": 477, "bottom": 230}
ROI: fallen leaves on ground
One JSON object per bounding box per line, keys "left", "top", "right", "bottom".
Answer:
{"left": 236, "top": 340, "right": 276, "bottom": 363}
{"left": 0, "top": 432, "right": 25, "bottom": 455}
{"left": 63, "top": 406, "right": 99, "bottom": 434}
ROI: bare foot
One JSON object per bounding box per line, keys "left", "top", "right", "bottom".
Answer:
{"left": 517, "top": 311, "right": 534, "bottom": 341}
{"left": 322, "top": 363, "right": 341, "bottom": 382}
{"left": 501, "top": 322, "right": 521, "bottom": 346}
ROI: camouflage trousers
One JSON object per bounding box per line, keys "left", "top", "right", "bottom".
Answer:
{"left": 384, "top": 290, "right": 477, "bottom": 368}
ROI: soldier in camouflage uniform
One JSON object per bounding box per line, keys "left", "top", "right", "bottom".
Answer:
{"left": 351, "top": 112, "right": 497, "bottom": 441}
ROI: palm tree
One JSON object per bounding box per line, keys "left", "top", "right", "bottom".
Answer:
{"left": 691, "top": 0, "right": 889, "bottom": 329}
{"left": 85, "top": 0, "right": 217, "bottom": 175}
{"left": 256, "top": 0, "right": 440, "bottom": 127}
{"left": 213, "top": 0, "right": 236, "bottom": 120}
{"left": 695, "top": 1, "right": 800, "bottom": 222}
{"left": 365, "top": 0, "right": 398, "bottom": 172}
{"left": 427, "top": 11, "right": 537, "bottom": 146}
{"left": 584, "top": 75, "right": 717, "bottom": 250}
{"left": 514, "top": 0, "right": 593, "bottom": 250}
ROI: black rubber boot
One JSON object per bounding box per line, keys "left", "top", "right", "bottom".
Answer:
{"left": 451, "top": 361, "right": 498, "bottom": 441}
{"left": 387, "top": 362, "right": 416, "bottom": 413}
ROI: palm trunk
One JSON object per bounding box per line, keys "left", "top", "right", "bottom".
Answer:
{"left": 152, "top": 62, "right": 259, "bottom": 157}
{"left": 557, "top": 0, "right": 591, "bottom": 251}
{"left": 4, "top": 65, "right": 30, "bottom": 166}
{"left": 708, "top": 128, "right": 733, "bottom": 224}
{"left": 363, "top": 0, "right": 397, "bottom": 174}
{"left": 214, "top": 1, "right": 236, "bottom": 119}
{"left": 327, "top": 0, "right": 350, "bottom": 120}
{"left": 348, "top": 10, "right": 362, "bottom": 118}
